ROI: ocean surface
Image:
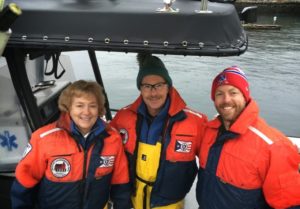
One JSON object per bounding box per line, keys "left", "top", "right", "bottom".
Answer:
{"left": 69, "top": 13, "right": 300, "bottom": 138}
{"left": 62, "top": 13, "right": 300, "bottom": 209}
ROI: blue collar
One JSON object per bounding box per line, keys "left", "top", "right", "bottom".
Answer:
{"left": 137, "top": 97, "right": 170, "bottom": 144}
{"left": 71, "top": 118, "right": 106, "bottom": 149}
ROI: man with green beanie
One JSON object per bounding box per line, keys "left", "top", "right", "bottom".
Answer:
{"left": 110, "top": 53, "right": 207, "bottom": 209}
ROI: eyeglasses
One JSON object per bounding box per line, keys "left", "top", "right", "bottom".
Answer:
{"left": 140, "top": 82, "right": 167, "bottom": 92}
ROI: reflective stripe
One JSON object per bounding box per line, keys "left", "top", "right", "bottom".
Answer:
{"left": 248, "top": 126, "right": 273, "bottom": 145}
{"left": 122, "top": 104, "right": 131, "bottom": 110}
{"left": 40, "top": 128, "right": 62, "bottom": 138}
{"left": 288, "top": 137, "right": 300, "bottom": 147}
{"left": 183, "top": 108, "right": 203, "bottom": 118}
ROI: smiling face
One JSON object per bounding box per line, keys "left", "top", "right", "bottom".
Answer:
{"left": 140, "top": 75, "right": 169, "bottom": 117}
{"left": 214, "top": 85, "right": 247, "bottom": 130}
{"left": 69, "top": 94, "right": 99, "bottom": 135}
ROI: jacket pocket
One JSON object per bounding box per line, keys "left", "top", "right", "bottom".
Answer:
{"left": 46, "top": 153, "right": 83, "bottom": 182}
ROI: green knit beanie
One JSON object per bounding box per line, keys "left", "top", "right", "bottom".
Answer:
{"left": 136, "top": 53, "right": 173, "bottom": 90}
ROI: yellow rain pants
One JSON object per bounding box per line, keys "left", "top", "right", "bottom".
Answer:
{"left": 132, "top": 141, "right": 183, "bottom": 209}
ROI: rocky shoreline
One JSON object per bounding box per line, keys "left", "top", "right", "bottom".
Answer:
{"left": 236, "top": 0, "right": 300, "bottom": 3}
{"left": 235, "top": 0, "right": 300, "bottom": 13}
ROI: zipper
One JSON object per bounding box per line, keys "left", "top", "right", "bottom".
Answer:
{"left": 81, "top": 140, "right": 98, "bottom": 209}
{"left": 80, "top": 149, "right": 88, "bottom": 209}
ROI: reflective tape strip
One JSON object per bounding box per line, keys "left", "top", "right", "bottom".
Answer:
{"left": 248, "top": 126, "right": 273, "bottom": 145}
{"left": 40, "top": 128, "right": 62, "bottom": 138}
{"left": 183, "top": 109, "right": 203, "bottom": 118}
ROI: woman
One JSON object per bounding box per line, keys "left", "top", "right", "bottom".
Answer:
{"left": 11, "top": 80, "right": 131, "bottom": 209}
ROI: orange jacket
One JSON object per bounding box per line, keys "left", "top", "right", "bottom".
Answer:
{"left": 111, "top": 87, "right": 207, "bottom": 207}
{"left": 11, "top": 113, "right": 131, "bottom": 209}
{"left": 197, "top": 99, "right": 300, "bottom": 209}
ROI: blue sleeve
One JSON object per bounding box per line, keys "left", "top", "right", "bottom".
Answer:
{"left": 110, "top": 183, "right": 132, "bottom": 209}
{"left": 10, "top": 179, "right": 38, "bottom": 209}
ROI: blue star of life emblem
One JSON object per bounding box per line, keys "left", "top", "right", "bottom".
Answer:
{"left": 0, "top": 130, "right": 18, "bottom": 151}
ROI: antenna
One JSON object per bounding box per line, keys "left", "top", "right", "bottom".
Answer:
{"left": 195, "top": 0, "right": 212, "bottom": 14}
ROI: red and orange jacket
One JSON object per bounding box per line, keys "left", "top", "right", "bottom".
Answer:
{"left": 11, "top": 113, "right": 131, "bottom": 209}
{"left": 197, "top": 99, "right": 300, "bottom": 209}
{"left": 110, "top": 87, "right": 207, "bottom": 207}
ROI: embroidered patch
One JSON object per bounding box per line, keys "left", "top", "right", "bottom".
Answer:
{"left": 22, "top": 143, "right": 32, "bottom": 159}
{"left": 51, "top": 158, "right": 71, "bottom": 178}
{"left": 175, "top": 140, "right": 192, "bottom": 153}
{"left": 119, "top": 128, "right": 129, "bottom": 144}
{"left": 99, "top": 156, "right": 115, "bottom": 168}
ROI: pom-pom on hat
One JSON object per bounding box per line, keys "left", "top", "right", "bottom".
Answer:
{"left": 136, "top": 53, "right": 172, "bottom": 90}
{"left": 211, "top": 66, "right": 250, "bottom": 102}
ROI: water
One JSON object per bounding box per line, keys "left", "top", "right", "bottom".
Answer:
{"left": 68, "top": 14, "right": 300, "bottom": 138}
{"left": 64, "top": 14, "right": 300, "bottom": 209}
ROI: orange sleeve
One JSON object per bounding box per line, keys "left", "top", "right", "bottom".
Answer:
{"left": 196, "top": 113, "right": 208, "bottom": 156}
{"left": 15, "top": 131, "right": 47, "bottom": 188}
{"left": 110, "top": 110, "right": 121, "bottom": 129}
{"left": 263, "top": 140, "right": 300, "bottom": 209}
{"left": 111, "top": 134, "right": 129, "bottom": 185}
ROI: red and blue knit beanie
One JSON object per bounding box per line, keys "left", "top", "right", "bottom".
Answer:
{"left": 211, "top": 66, "right": 250, "bottom": 102}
